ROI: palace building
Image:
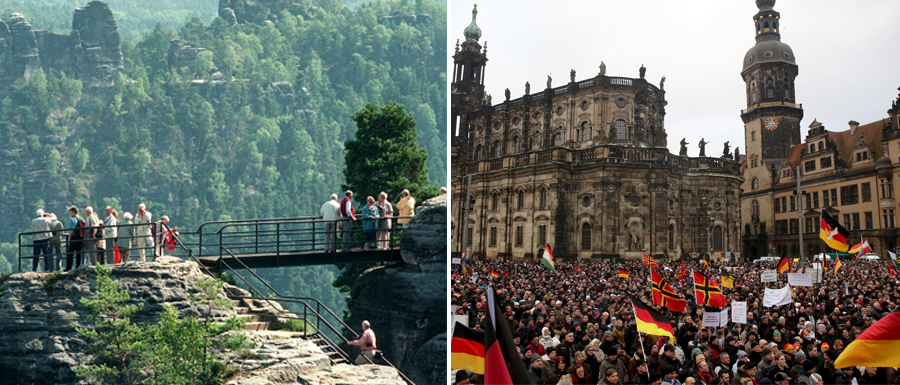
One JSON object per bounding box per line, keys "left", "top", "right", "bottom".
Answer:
{"left": 449, "top": 5, "right": 743, "bottom": 262}
{"left": 739, "top": 0, "right": 900, "bottom": 259}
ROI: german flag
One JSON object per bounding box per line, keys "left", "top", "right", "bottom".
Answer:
{"left": 820, "top": 210, "right": 850, "bottom": 252}
{"left": 484, "top": 287, "right": 532, "bottom": 384}
{"left": 777, "top": 255, "right": 793, "bottom": 273}
{"left": 618, "top": 269, "right": 630, "bottom": 279}
{"left": 834, "top": 310, "right": 900, "bottom": 368}
{"left": 693, "top": 271, "right": 727, "bottom": 307}
{"left": 848, "top": 238, "right": 864, "bottom": 254}
{"left": 627, "top": 293, "right": 675, "bottom": 344}
{"left": 701, "top": 258, "right": 710, "bottom": 270}
{"left": 451, "top": 322, "right": 485, "bottom": 374}
{"left": 833, "top": 257, "right": 842, "bottom": 275}
{"left": 651, "top": 268, "right": 686, "bottom": 312}
{"left": 490, "top": 270, "right": 499, "bottom": 278}
{"left": 643, "top": 253, "right": 660, "bottom": 269}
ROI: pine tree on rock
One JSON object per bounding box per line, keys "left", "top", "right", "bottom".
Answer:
{"left": 342, "top": 102, "right": 438, "bottom": 205}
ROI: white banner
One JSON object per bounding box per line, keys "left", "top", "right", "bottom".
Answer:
{"left": 810, "top": 269, "right": 824, "bottom": 283}
{"left": 764, "top": 285, "right": 793, "bottom": 307}
{"left": 760, "top": 270, "right": 777, "bottom": 282}
{"left": 452, "top": 258, "right": 461, "bottom": 264}
{"left": 702, "top": 311, "right": 721, "bottom": 327}
{"left": 731, "top": 301, "right": 747, "bottom": 324}
{"left": 720, "top": 308, "right": 729, "bottom": 327}
{"left": 787, "top": 273, "right": 813, "bottom": 287}
{"left": 453, "top": 314, "right": 469, "bottom": 328}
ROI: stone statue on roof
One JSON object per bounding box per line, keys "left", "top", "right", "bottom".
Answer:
{"left": 547, "top": 74, "right": 552, "bottom": 89}
{"left": 660, "top": 76, "right": 666, "bottom": 90}
{"left": 699, "top": 138, "right": 708, "bottom": 157}
{"left": 722, "top": 141, "right": 731, "bottom": 158}
{"left": 570, "top": 69, "right": 576, "bottom": 83}
{"left": 734, "top": 147, "right": 740, "bottom": 161}
{"left": 599, "top": 61, "right": 606, "bottom": 76}
{"left": 525, "top": 81, "right": 530, "bottom": 95}
{"left": 679, "top": 138, "right": 688, "bottom": 156}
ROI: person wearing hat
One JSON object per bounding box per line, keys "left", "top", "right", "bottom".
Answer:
{"left": 815, "top": 350, "right": 838, "bottom": 385}
{"left": 539, "top": 326, "right": 560, "bottom": 349}
{"left": 541, "top": 347, "right": 558, "bottom": 384}
{"left": 660, "top": 364, "right": 682, "bottom": 385}
{"left": 835, "top": 366, "right": 859, "bottom": 385}
{"left": 808, "top": 373, "right": 824, "bottom": 385}
{"left": 527, "top": 333, "right": 546, "bottom": 356}
{"left": 601, "top": 345, "right": 629, "bottom": 383}
{"left": 631, "top": 358, "right": 654, "bottom": 384}
{"left": 30, "top": 208, "right": 52, "bottom": 271}
{"left": 790, "top": 351, "right": 806, "bottom": 380}
{"left": 796, "top": 359, "right": 817, "bottom": 385}
{"left": 452, "top": 370, "right": 470, "bottom": 385}
{"left": 659, "top": 344, "right": 683, "bottom": 375}
{"left": 526, "top": 353, "right": 544, "bottom": 384}
{"left": 734, "top": 362, "right": 759, "bottom": 385}
{"left": 756, "top": 347, "right": 775, "bottom": 379}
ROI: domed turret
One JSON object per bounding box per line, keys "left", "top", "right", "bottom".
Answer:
{"left": 877, "top": 154, "right": 892, "bottom": 168}
{"left": 463, "top": 4, "right": 482, "bottom": 44}
{"left": 756, "top": 0, "right": 776, "bottom": 11}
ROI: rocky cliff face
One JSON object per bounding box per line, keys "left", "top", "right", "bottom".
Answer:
{"left": 346, "top": 194, "right": 447, "bottom": 385}
{"left": 0, "top": 257, "right": 404, "bottom": 384}
{"left": 0, "top": 1, "right": 122, "bottom": 87}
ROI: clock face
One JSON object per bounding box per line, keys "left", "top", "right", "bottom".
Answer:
{"left": 765, "top": 118, "right": 779, "bottom": 130}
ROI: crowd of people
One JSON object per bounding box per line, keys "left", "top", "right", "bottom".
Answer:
{"left": 28, "top": 203, "right": 176, "bottom": 272}
{"left": 320, "top": 189, "right": 417, "bottom": 252}
{"left": 452, "top": 256, "right": 900, "bottom": 385}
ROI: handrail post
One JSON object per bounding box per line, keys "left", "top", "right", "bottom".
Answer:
{"left": 17, "top": 234, "right": 22, "bottom": 272}
{"left": 276, "top": 223, "right": 281, "bottom": 257}
{"left": 254, "top": 223, "right": 259, "bottom": 254}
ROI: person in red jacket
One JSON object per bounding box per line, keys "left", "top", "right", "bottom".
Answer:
{"left": 340, "top": 190, "right": 357, "bottom": 251}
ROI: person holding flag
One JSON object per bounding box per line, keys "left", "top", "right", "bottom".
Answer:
{"left": 541, "top": 244, "right": 555, "bottom": 272}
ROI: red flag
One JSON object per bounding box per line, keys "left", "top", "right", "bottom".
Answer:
{"left": 693, "top": 271, "right": 727, "bottom": 307}
{"left": 643, "top": 253, "right": 660, "bottom": 269}
{"left": 679, "top": 254, "right": 686, "bottom": 281}
{"left": 484, "top": 288, "right": 532, "bottom": 384}
{"left": 651, "top": 268, "right": 687, "bottom": 312}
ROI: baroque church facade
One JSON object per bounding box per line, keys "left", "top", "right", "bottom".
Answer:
{"left": 741, "top": 0, "right": 900, "bottom": 260}
{"left": 449, "top": 5, "right": 743, "bottom": 262}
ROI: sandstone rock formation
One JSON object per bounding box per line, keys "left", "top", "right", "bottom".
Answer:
{"left": 346, "top": 194, "right": 447, "bottom": 385}
{"left": 0, "top": 256, "right": 403, "bottom": 384}
{"left": 0, "top": 1, "right": 122, "bottom": 86}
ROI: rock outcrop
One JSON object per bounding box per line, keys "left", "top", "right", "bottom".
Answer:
{"left": 0, "top": 257, "right": 403, "bottom": 384}
{"left": 346, "top": 194, "right": 447, "bottom": 385}
{"left": 0, "top": 1, "right": 122, "bottom": 86}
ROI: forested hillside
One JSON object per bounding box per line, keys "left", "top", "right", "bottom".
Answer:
{"left": 0, "top": 0, "right": 447, "bottom": 319}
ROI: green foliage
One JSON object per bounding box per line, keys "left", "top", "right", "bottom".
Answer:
{"left": 280, "top": 318, "right": 309, "bottom": 332}
{"left": 343, "top": 102, "right": 439, "bottom": 204}
{"left": 75, "top": 266, "right": 247, "bottom": 384}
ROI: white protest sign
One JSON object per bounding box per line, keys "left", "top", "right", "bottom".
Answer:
{"left": 764, "top": 285, "right": 793, "bottom": 307}
{"left": 453, "top": 314, "right": 469, "bottom": 328}
{"left": 720, "top": 308, "right": 729, "bottom": 327}
{"left": 761, "top": 270, "right": 777, "bottom": 282}
{"left": 452, "top": 258, "right": 461, "bottom": 264}
{"left": 787, "top": 273, "right": 813, "bottom": 287}
{"left": 731, "top": 301, "right": 747, "bottom": 324}
{"left": 810, "top": 269, "right": 824, "bottom": 283}
{"left": 702, "top": 311, "right": 721, "bottom": 327}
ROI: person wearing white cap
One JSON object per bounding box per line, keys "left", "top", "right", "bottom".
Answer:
{"left": 30, "top": 209, "right": 52, "bottom": 271}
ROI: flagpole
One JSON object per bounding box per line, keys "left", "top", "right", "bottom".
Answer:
{"left": 632, "top": 300, "right": 652, "bottom": 381}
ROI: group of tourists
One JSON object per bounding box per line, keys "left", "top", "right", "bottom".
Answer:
{"left": 452, "top": 256, "right": 900, "bottom": 385}
{"left": 320, "top": 189, "right": 416, "bottom": 252}
{"left": 29, "top": 203, "right": 175, "bottom": 272}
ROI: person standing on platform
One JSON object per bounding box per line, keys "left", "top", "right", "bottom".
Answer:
{"left": 348, "top": 320, "right": 377, "bottom": 364}
{"left": 30, "top": 209, "right": 51, "bottom": 271}
{"left": 396, "top": 189, "right": 415, "bottom": 227}
{"left": 84, "top": 206, "right": 102, "bottom": 266}
{"left": 375, "top": 192, "right": 393, "bottom": 250}
{"left": 103, "top": 207, "right": 118, "bottom": 265}
{"left": 320, "top": 194, "right": 341, "bottom": 252}
{"left": 65, "top": 207, "right": 84, "bottom": 271}
{"left": 119, "top": 212, "right": 135, "bottom": 263}
{"left": 134, "top": 203, "right": 153, "bottom": 262}
{"left": 47, "top": 214, "right": 64, "bottom": 271}
{"left": 340, "top": 191, "right": 356, "bottom": 252}
{"left": 361, "top": 196, "right": 380, "bottom": 251}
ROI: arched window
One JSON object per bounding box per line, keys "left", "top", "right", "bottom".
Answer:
{"left": 581, "top": 223, "right": 591, "bottom": 250}
{"left": 764, "top": 21, "right": 769, "bottom": 29}
{"left": 540, "top": 188, "right": 548, "bottom": 209}
{"left": 474, "top": 144, "right": 482, "bottom": 161}
{"left": 491, "top": 141, "right": 500, "bottom": 158}
{"left": 491, "top": 193, "right": 500, "bottom": 211}
{"left": 615, "top": 120, "right": 628, "bottom": 141}
{"left": 751, "top": 131, "right": 756, "bottom": 142}
{"left": 538, "top": 224, "right": 548, "bottom": 247}
{"left": 514, "top": 136, "right": 522, "bottom": 153}
{"left": 517, "top": 190, "right": 525, "bottom": 210}
{"left": 579, "top": 121, "right": 591, "bottom": 142}
{"left": 712, "top": 226, "right": 724, "bottom": 251}
{"left": 818, "top": 142, "right": 823, "bottom": 152}
{"left": 752, "top": 177, "right": 759, "bottom": 190}
{"left": 752, "top": 200, "right": 760, "bottom": 215}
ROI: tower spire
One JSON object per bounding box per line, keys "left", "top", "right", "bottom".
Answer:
{"left": 463, "top": 4, "right": 482, "bottom": 44}
{"left": 754, "top": 0, "right": 781, "bottom": 42}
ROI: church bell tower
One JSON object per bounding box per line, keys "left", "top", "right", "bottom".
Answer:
{"left": 451, "top": 4, "right": 488, "bottom": 165}
{"left": 741, "top": 0, "right": 803, "bottom": 190}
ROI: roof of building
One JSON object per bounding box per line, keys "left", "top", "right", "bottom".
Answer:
{"left": 785, "top": 143, "right": 805, "bottom": 168}
{"left": 825, "top": 118, "right": 888, "bottom": 167}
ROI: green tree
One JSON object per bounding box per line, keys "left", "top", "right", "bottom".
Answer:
{"left": 341, "top": 101, "right": 438, "bottom": 204}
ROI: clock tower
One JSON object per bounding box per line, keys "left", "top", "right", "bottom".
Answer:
{"left": 741, "top": 0, "right": 803, "bottom": 191}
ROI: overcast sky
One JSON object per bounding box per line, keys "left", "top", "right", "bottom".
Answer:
{"left": 448, "top": 0, "right": 900, "bottom": 158}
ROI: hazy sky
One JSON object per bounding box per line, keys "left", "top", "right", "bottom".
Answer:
{"left": 449, "top": 0, "right": 900, "bottom": 158}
